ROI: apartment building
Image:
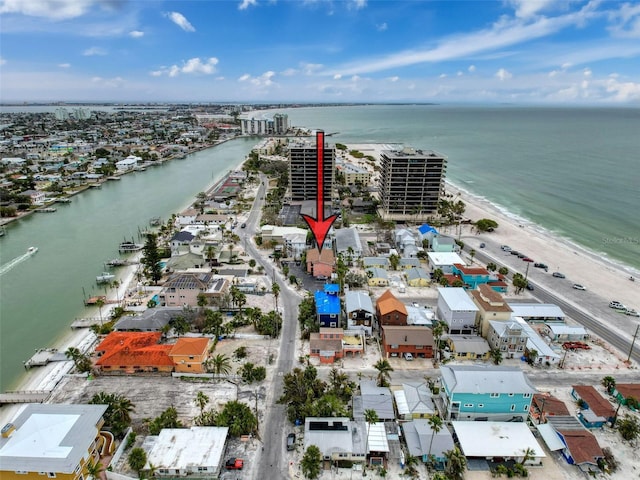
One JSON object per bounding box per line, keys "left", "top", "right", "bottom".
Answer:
{"left": 288, "top": 138, "right": 335, "bottom": 202}
{"left": 378, "top": 147, "right": 447, "bottom": 222}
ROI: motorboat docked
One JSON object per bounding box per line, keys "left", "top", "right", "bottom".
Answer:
{"left": 35, "top": 207, "right": 57, "bottom": 213}
{"left": 118, "top": 241, "right": 144, "bottom": 253}
{"left": 106, "top": 258, "right": 127, "bottom": 267}
{"left": 27, "top": 246, "right": 38, "bottom": 255}
{"left": 96, "top": 272, "right": 116, "bottom": 284}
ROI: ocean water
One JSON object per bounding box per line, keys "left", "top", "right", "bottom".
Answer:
{"left": 278, "top": 105, "right": 640, "bottom": 272}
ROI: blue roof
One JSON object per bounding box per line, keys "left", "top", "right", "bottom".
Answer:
{"left": 315, "top": 290, "right": 341, "bottom": 315}
{"left": 324, "top": 284, "right": 340, "bottom": 294}
{"left": 418, "top": 224, "right": 439, "bottom": 235}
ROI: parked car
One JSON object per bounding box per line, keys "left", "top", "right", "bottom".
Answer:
{"left": 562, "top": 341, "right": 591, "bottom": 351}
{"left": 609, "top": 301, "right": 626, "bottom": 310}
{"left": 501, "top": 245, "right": 512, "bottom": 252}
{"left": 510, "top": 250, "right": 520, "bottom": 256}
{"left": 573, "top": 284, "right": 586, "bottom": 291}
{"left": 534, "top": 263, "right": 548, "bottom": 269}
{"left": 552, "top": 272, "right": 566, "bottom": 278}
{"left": 522, "top": 257, "right": 534, "bottom": 262}
{"left": 240, "top": 223, "right": 246, "bottom": 228}
{"left": 479, "top": 243, "right": 486, "bottom": 248}
{"left": 526, "top": 283, "right": 534, "bottom": 291}
{"left": 412, "top": 302, "right": 420, "bottom": 307}
{"left": 625, "top": 309, "right": 640, "bottom": 317}
{"left": 404, "top": 352, "right": 414, "bottom": 361}
{"left": 225, "top": 459, "right": 244, "bottom": 470}
{"left": 287, "top": 433, "right": 296, "bottom": 451}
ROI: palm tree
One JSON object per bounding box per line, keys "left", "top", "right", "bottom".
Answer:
{"left": 519, "top": 447, "right": 536, "bottom": 467}
{"left": 373, "top": 359, "right": 394, "bottom": 387}
{"left": 363, "top": 409, "right": 379, "bottom": 474}
{"left": 85, "top": 458, "right": 104, "bottom": 480}
{"left": 272, "top": 282, "right": 280, "bottom": 311}
{"left": 205, "top": 245, "right": 216, "bottom": 265}
{"left": 65, "top": 347, "right": 83, "bottom": 368}
{"left": 404, "top": 453, "right": 420, "bottom": 478}
{"left": 469, "top": 249, "right": 476, "bottom": 264}
{"left": 444, "top": 447, "right": 467, "bottom": 480}
{"left": 95, "top": 297, "right": 105, "bottom": 325}
{"left": 602, "top": 376, "right": 616, "bottom": 395}
{"left": 489, "top": 348, "right": 504, "bottom": 365}
{"left": 195, "top": 391, "right": 209, "bottom": 415}
{"left": 427, "top": 415, "right": 444, "bottom": 469}
{"left": 207, "top": 354, "right": 232, "bottom": 376}
{"left": 111, "top": 394, "right": 135, "bottom": 427}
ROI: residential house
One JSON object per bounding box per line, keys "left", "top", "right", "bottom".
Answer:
{"left": 612, "top": 384, "right": 640, "bottom": 407}
{"left": 542, "top": 324, "right": 589, "bottom": 343}
{"left": 508, "top": 303, "right": 566, "bottom": 323}
{"left": 571, "top": 385, "right": 616, "bottom": 428}
{"left": 445, "top": 335, "right": 490, "bottom": 361}
{"left": 381, "top": 326, "right": 434, "bottom": 359}
{"left": 344, "top": 290, "right": 375, "bottom": 335}
{"left": 395, "top": 228, "right": 417, "bottom": 255}
{"left": 452, "top": 421, "right": 545, "bottom": 465}
{"left": 315, "top": 284, "right": 341, "bottom": 328}
{"left": 405, "top": 267, "right": 431, "bottom": 287}
{"left": 0, "top": 404, "right": 109, "bottom": 480}
{"left": 94, "top": 332, "right": 174, "bottom": 374}
{"left": 20, "top": 189, "right": 45, "bottom": 205}
{"left": 170, "top": 230, "right": 195, "bottom": 254}
{"left": 469, "top": 285, "right": 513, "bottom": 337}
{"left": 417, "top": 223, "right": 439, "bottom": 246}
{"left": 451, "top": 264, "right": 505, "bottom": 291}
{"left": 440, "top": 365, "right": 537, "bottom": 421}
{"left": 406, "top": 305, "right": 435, "bottom": 327}
{"left": 334, "top": 227, "right": 363, "bottom": 262}
{"left": 399, "top": 257, "right": 421, "bottom": 270}
{"left": 530, "top": 393, "right": 571, "bottom": 424}
{"left": 261, "top": 225, "right": 308, "bottom": 246}
{"left": 159, "top": 273, "right": 228, "bottom": 307}
{"left": 354, "top": 381, "right": 396, "bottom": 421}
{"left": 487, "top": 320, "right": 527, "bottom": 359}
{"left": 427, "top": 252, "right": 464, "bottom": 274}
{"left": 363, "top": 257, "right": 390, "bottom": 270}
{"left": 431, "top": 235, "right": 456, "bottom": 252}
{"left": 309, "top": 328, "right": 344, "bottom": 364}
{"left": 169, "top": 337, "right": 211, "bottom": 373}
{"left": 145, "top": 427, "right": 229, "bottom": 477}
{"left": 114, "top": 307, "right": 184, "bottom": 331}
{"left": 436, "top": 287, "right": 479, "bottom": 335}
{"left": 403, "top": 419, "right": 455, "bottom": 469}
{"left": 393, "top": 382, "right": 436, "bottom": 420}
{"left": 545, "top": 416, "right": 604, "bottom": 473}
{"left": 176, "top": 208, "right": 199, "bottom": 226}
{"left": 115, "top": 154, "right": 140, "bottom": 171}
{"left": 513, "top": 317, "right": 562, "bottom": 366}
{"left": 376, "top": 290, "right": 408, "bottom": 327}
{"left": 304, "top": 417, "right": 366, "bottom": 468}
{"left": 306, "top": 247, "right": 335, "bottom": 279}
{"left": 283, "top": 232, "right": 307, "bottom": 260}
{"left": 366, "top": 267, "right": 390, "bottom": 287}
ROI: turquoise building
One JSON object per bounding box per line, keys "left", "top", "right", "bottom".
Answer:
{"left": 440, "top": 365, "right": 536, "bottom": 421}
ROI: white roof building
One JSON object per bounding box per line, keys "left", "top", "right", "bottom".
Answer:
{"left": 452, "top": 421, "right": 546, "bottom": 462}
{"left": 508, "top": 303, "right": 565, "bottom": 321}
{"left": 144, "top": 427, "right": 229, "bottom": 476}
{"left": 427, "top": 252, "right": 464, "bottom": 270}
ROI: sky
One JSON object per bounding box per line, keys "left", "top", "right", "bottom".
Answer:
{"left": 1, "top": 0, "right": 639, "bottom": 104}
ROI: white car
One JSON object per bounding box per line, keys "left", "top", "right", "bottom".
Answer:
{"left": 573, "top": 284, "right": 586, "bottom": 291}
{"left": 625, "top": 309, "right": 640, "bottom": 317}
{"left": 404, "top": 352, "right": 414, "bottom": 361}
{"left": 609, "top": 301, "right": 626, "bottom": 310}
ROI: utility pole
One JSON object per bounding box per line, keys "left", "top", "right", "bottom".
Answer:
{"left": 626, "top": 324, "right": 640, "bottom": 363}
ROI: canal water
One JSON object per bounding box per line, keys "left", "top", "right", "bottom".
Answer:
{"left": 0, "top": 138, "right": 257, "bottom": 391}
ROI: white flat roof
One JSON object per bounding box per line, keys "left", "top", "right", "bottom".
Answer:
{"left": 452, "top": 422, "right": 546, "bottom": 458}
{"left": 427, "top": 252, "right": 464, "bottom": 266}
{"left": 546, "top": 324, "right": 588, "bottom": 335}
{"left": 536, "top": 424, "right": 565, "bottom": 451}
{"left": 145, "top": 427, "right": 228, "bottom": 470}
{"left": 438, "top": 287, "right": 479, "bottom": 311}
{"left": 508, "top": 303, "right": 565, "bottom": 318}
{"left": 368, "top": 423, "right": 389, "bottom": 453}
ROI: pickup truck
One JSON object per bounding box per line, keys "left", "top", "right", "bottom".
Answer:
{"left": 562, "top": 342, "right": 591, "bottom": 351}
{"left": 225, "top": 458, "right": 244, "bottom": 470}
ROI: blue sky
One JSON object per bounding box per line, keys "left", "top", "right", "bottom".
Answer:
{"left": 1, "top": 0, "right": 639, "bottom": 104}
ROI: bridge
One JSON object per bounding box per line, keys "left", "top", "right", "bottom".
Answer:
{"left": 0, "top": 390, "right": 50, "bottom": 405}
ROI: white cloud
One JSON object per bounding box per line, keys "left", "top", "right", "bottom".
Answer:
{"left": 333, "top": 74, "right": 342, "bottom": 80}
{"left": 507, "top": 0, "right": 558, "bottom": 19}
{"left": 164, "top": 11, "right": 195, "bottom": 32}
{"left": 280, "top": 68, "right": 298, "bottom": 76}
{"left": 389, "top": 76, "right": 399, "bottom": 82}
{"left": 0, "top": 57, "right": 6, "bottom": 66}
{"left": 496, "top": 68, "right": 513, "bottom": 81}
{"left": 58, "top": 63, "right": 70, "bottom": 68}
{"left": 349, "top": 0, "right": 367, "bottom": 10}
{"left": 237, "top": 71, "right": 277, "bottom": 89}
{"left": 129, "top": 30, "right": 144, "bottom": 38}
{"left": 607, "top": 2, "right": 640, "bottom": 38}
{"left": 83, "top": 46, "right": 107, "bottom": 56}
{"left": 376, "top": 22, "right": 388, "bottom": 32}
{"left": 457, "top": 71, "right": 463, "bottom": 76}
{"left": 152, "top": 57, "right": 219, "bottom": 77}
{"left": 238, "top": 74, "right": 251, "bottom": 82}
{"left": 583, "top": 68, "right": 592, "bottom": 77}
{"left": 0, "top": 0, "right": 95, "bottom": 20}
{"left": 302, "top": 63, "right": 323, "bottom": 75}
{"left": 468, "top": 65, "right": 476, "bottom": 72}
{"left": 351, "top": 75, "right": 360, "bottom": 82}
{"left": 604, "top": 76, "right": 640, "bottom": 101}
{"left": 91, "top": 76, "right": 124, "bottom": 88}
{"left": 238, "top": 0, "right": 258, "bottom": 10}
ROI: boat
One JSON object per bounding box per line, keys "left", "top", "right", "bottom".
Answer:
{"left": 36, "top": 207, "right": 57, "bottom": 213}
{"left": 106, "top": 258, "right": 127, "bottom": 267}
{"left": 96, "top": 272, "right": 116, "bottom": 284}
{"left": 55, "top": 198, "right": 71, "bottom": 203}
{"left": 27, "top": 246, "right": 38, "bottom": 255}
{"left": 118, "top": 241, "right": 144, "bottom": 253}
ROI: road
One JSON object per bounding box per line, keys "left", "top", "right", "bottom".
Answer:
{"left": 243, "top": 176, "right": 301, "bottom": 480}
{"left": 459, "top": 236, "right": 640, "bottom": 364}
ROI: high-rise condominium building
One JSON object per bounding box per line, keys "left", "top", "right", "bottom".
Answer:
{"left": 288, "top": 138, "right": 335, "bottom": 202}
{"left": 378, "top": 146, "right": 447, "bottom": 222}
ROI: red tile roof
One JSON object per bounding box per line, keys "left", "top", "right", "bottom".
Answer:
{"left": 169, "top": 337, "right": 210, "bottom": 356}
{"left": 533, "top": 394, "right": 570, "bottom": 416}
{"left": 454, "top": 263, "right": 490, "bottom": 275}
{"left": 615, "top": 383, "right": 640, "bottom": 400}
{"left": 557, "top": 430, "right": 603, "bottom": 465}
{"left": 95, "top": 332, "right": 174, "bottom": 368}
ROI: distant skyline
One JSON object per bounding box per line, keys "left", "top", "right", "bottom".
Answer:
{"left": 1, "top": 0, "right": 639, "bottom": 104}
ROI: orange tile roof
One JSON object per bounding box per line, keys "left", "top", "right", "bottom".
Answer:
{"left": 95, "top": 332, "right": 174, "bottom": 368}
{"left": 95, "top": 332, "right": 162, "bottom": 353}
{"left": 169, "top": 337, "right": 210, "bottom": 356}
{"left": 376, "top": 289, "right": 407, "bottom": 316}
{"left": 454, "top": 263, "right": 490, "bottom": 275}
{"left": 557, "top": 430, "right": 603, "bottom": 465}
{"left": 307, "top": 247, "right": 335, "bottom": 264}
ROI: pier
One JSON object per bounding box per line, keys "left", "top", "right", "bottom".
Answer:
{"left": 23, "top": 348, "right": 68, "bottom": 369}
{"left": 0, "top": 390, "right": 51, "bottom": 405}
{"left": 70, "top": 316, "right": 107, "bottom": 328}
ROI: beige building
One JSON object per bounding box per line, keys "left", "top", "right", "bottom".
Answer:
{"left": 468, "top": 284, "right": 513, "bottom": 337}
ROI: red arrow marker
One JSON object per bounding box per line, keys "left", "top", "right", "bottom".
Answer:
{"left": 301, "top": 130, "right": 337, "bottom": 253}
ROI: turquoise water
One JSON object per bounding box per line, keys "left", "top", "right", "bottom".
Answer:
{"left": 279, "top": 105, "right": 640, "bottom": 271}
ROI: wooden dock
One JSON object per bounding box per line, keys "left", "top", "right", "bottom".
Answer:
{"left": 23, "top": 348, "right": 68, "bottom": 369}
{"left": 70, "top": 317, "right": 105, "bottom": 329}
{"left": 0, "top": 390, "right": 50, "bottom": 405}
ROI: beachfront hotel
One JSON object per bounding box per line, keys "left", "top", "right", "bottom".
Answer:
{"left": 377, "top": 146, "right": 447, "bottom": 222}
{"left": 288, "top": 137, "right": 336, "bottom": 202}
